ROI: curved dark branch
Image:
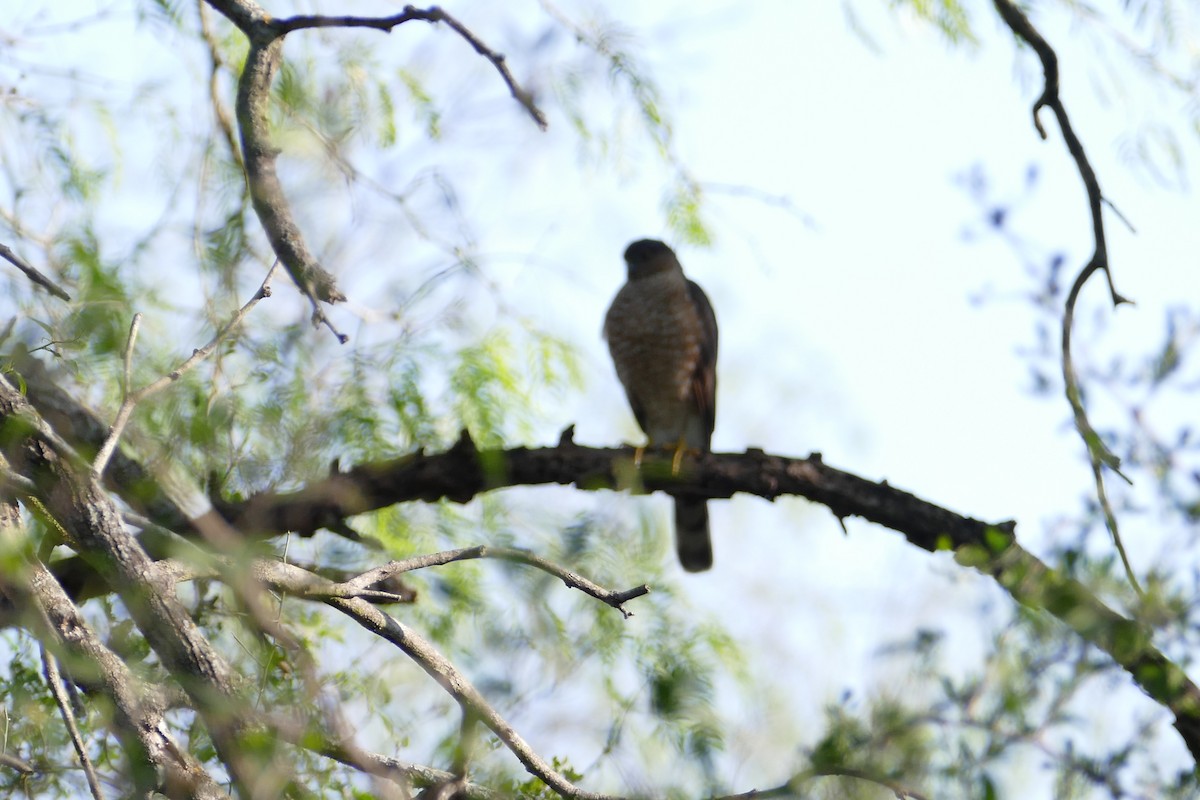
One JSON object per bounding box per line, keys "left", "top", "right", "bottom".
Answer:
{"left": 220, "top": 430, "right": 1200, "bottom": 760}
{"left": 0, "top": 242, "right": 71, "bottom": 301}
{"left": 990, "top": 0, "right": 1139, "bottom": 595}
{"left": 8, "top": 345, "right": 1200, "bottom": 764}
{"left": 271, "top": 6, "right": 547, "bottom": 129}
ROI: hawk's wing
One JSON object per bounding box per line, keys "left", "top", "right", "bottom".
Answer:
{"left": 685, "top": 279, "right": 718, "bottom": 448}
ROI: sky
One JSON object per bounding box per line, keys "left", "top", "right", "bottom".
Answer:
{"left": 4, "top": 0, "right": 1200, "bottom": 795}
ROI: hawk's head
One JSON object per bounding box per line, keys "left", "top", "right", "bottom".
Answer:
{"left": 623, "top": 239, "right": 680, "bottom": 280}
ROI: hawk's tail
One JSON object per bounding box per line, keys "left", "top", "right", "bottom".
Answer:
{"left": 673, "top": 497, "right": 712, "bottom": 572}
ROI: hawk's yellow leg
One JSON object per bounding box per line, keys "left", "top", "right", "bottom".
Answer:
{"left": 671, "top": 437, "right": 688, "bottom": 475}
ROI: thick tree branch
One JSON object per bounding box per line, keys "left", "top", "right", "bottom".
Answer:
{"left": 0, "top": 375, "right": 280, "bottom": 798}
{"left": 220, "top": 431, "right": 1200, "bottom": 760}
{"left": 991, "top": 0, "right": 1139, "bottom": 595}
{"left": 0, "top": 497, "right": 229, "bottom": 799}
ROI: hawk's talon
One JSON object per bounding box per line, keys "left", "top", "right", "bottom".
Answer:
{"left": 670, "top": 437, "right": 687, "bottom": 475}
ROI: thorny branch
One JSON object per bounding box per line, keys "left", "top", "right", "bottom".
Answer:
{"left": 990, "top": 0, "right": 1140, "bottom": 596}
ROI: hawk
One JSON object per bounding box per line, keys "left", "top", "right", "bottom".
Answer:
{"left": 604, "top": 239, "right": 718, "bottom": 572}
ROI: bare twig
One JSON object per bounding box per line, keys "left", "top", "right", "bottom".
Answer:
{"left": 120, "top": 313, "right": 141, "bottom": 399}
{"left": 991, "top": 0, "right": 1141, "bottom": 597}
{"left": 91, "top": 261, "right": 279, "bottom": 481}
{"left": 269, "top": 7, "right": 547, "bottom": 130}
{"left": 0, "top": 242, "right": 71, "bottom": 301}
{"left": 308, "top": 297, "right": 349, "bottom": 344}
{"left": 197, "top": 1, "right": 245, "bottom": 172}
{"left": 716, "top": 765, "right": 929, "bottom": 800}
{"left": 41, "top": 646, "right": 105, "bottom": 800}
{"left": 327, "top": 595, "right": 624, "bottom": 800}
{"left": 343, "top": 546, "right": 649, "bottom": 617}
{"left": 271, "top": 714, "right": 506, "bottom": 800}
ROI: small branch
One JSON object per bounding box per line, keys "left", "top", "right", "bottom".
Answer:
{"left": 204, "top": 0, "right": 545, "bottom": 324}
{"left": 991, "top": 0, "right": 1140, "bottom": 597}
{"left": 198, "top": 1, "right": 245, "bottom": 173}
{"left": 271, "top": 714, "right": 507, "bottom": 800}
{"left": 307, "top": 296, "right": 349, "bottom": 344}
{"left": 327, "top": 595, "right": 624, "bottom": 800}
{"left": 270, "top": 7, "right": 547, "bottom": 130}
{"left": 41, "top": 646, "right": 105, "bottom": 800}
{"left": 0, "top": 752, "right": 34, "bottom": 775}
{"left": 91, "top": 261, "right": 279, "bottom": 481}
{"left": 716, "top": 765, "right": 929, "bottom": 800}
{"left": 0, "top": 242, "right": 71, "bottom": 301}
{"left": 342, "top": 546, "right": 649, "bottom": 617}
{"left": 121, "top": 313, "right": 141, "bottom": 399}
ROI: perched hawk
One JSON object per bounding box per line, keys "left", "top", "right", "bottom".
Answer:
{"left": 603, "top": 239, "right": 718, "bottom": 572}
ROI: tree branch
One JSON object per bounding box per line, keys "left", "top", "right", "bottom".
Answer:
{"left": 991, "top": 0, "right": 1140, "bottom": 596}
{"left": 9, "top": 347, "right": 1200, "bottom": 766}
{"left": 326, "top": 594, "right": 624, "bottom": 800}
{"left": 41, "top": 646, "right": 106, "bottom": 800}
{"left": 91, "top": 260, "right": 279, "bottom": 481}
{"left": 219, "top": 430, "right": 1200, "bottom": 760}
{"left": 203, "top": 0, "right": 546, "bottom": 328}
{"left": 0, "top": 496, "right": 230, "bottom": 799}
{"left": 270, "top": 713, "right": 508, "bottom": 800}
{"left": 342, "top": 546, "right": 649, "bottom": 617}
{"left": 0, "top": 375, "right": 279, "bottom": 797}
{"left": 270, "top": 7, "right": 547, "bottom": 129}
{"left": 0, "top": 241, "right": 71, "bottom": 301}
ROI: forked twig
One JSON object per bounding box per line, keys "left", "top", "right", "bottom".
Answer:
{"left": 343, "top": 545, "right": 650, "bottom": 617}
{"left": 91, "top": 261, "right": 280, "bottom": 481}
{"left": 991, "top": 0, "right": 1141, "bottom": 597}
